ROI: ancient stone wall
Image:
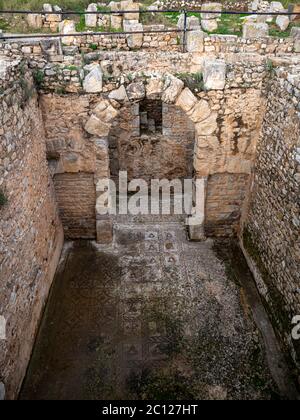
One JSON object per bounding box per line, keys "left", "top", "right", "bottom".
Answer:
{"left": 242, "top": 64, "right": 300, "bottom": 369}
{"left": 0, "top": 58, "right": 63, "bottom": 399}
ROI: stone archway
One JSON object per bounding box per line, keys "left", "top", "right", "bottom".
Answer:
{"left": 83, "top": 73, "right": 215, "bottom": 244}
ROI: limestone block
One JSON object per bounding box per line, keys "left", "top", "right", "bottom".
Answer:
{"left": 242, "top": 22, "right": 269, "bottom": 38}
{"left": 43, "top": 3, "right": 52, "bottom": 12}
{"left": 59, "top": 19, "right": 76, "bottom": 34}
{"left": 175, "top": 88, "right": 198, "bottom": 113}
{"left": 187, "top": 16, "right": 201, "bottom": 30}
{"left": 110, "top": 15, "right": 123, "bottom": 30}
{"left": 124, "top": 21, "right": 143, "bottom": 48}
{"left": 126, "top": 82, "right": 145, "bottom": 100}
{"left": 295, "top": 39, "right": 300, "bottom": 53}
{"left": 109, "top": 1, "right": 122, "bottom": 15}
{"left": 46, "top": 5, "right": 62, "bottom": 23}
{"left": 195, "top": 113, "right": 218, "bottom": 136}
{"left": 203, "top": 59, "right": 226, "bottom": 90}
{"left": 146, "top": 78, "right": 164, "bottom": 99}
{"left": 93, "top": 100, "right": 119, "bottom": 122}
{"left": 291, "top": 27, "right": 300, "bottom": 38}
{"left": 83, "top": 64, "right": 103, "bottom": 93}
{"left": 85, "top": 115, "right": 111, "bottom": 137}
{"left": 186, "top": 30, "right": 205, "bottom": 53}
{"left": 121, "top": 0, "right": 139, "bottom": 21}
{"left": 108, "top": 85, "right": 128, "bottom": 101}
{"left": 188, "top": 100, "right": 211, "bottom": 123}
{"left": 162, "top": 76, "right": 184, "bottom": 104}
{"left": 276, "top": 15, "right": 290, "bottom": 31}
{"left": 96, "top": 219, "right": 113, "bottom": 244}
{"left": 269, "top": 1, "right": 284, "bottom": 12}
{"left": 26, "top": 14, "right": 43, "bottom": 29}
{"left": 85, "top": 3, "right": 98, "bottom": 27}
{"left": 288, "top": 4, "right": 300, "bottom": 21}
{"left": 201, "top": 19, "right": 218, "bottom": 32}
{"left": 201, "top": 3, "right": 222, "bottom": 20}
{"left": 188, "top": 222, "right": 206, "bottom": 241}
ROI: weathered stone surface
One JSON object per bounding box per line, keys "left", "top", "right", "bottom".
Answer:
{"left": 276, "top": 15, "right": 290, "bottom": 31}
{"left": 110, "top": 15, "right": 123, "bottom": 30}
{"left": 126, "top": 82, "right": 145, "bottom": 100}
{"left": 43, "top": 3, "right": 52, "bottom": 12}
{"left": 58, "top": 19, "right": 76, "bottom": 34}
{"left": 291, "top": 27, "right": 300, "bottom": 38}
{"left": 93, "top": 100, "right": 119, "bottom": 122}
{"left": 108, "top": 85, "right": 128, "bottom": 102}
{"left": 120, "top": 0, "right": 139, "bottom": 20}
{"left": 269, "top": 1, "right": 284, "bottom": 12}
{"left": 0, "top": 60, "right": 63, "bottom": 400}
{"left": 201, "top": 19, "right": 218, "bottom": 32}
{"left": 203, "top": 59, "right": 226, "bottom": 90}
{"left": 162, "top": 76, "right": 184, "bottom": 104}
{"left": 85, "top": 3, "right": 98, "bottom": 27}
{"left": 186, "top": 30, "right": 205, "bottom": 53}
{"left": 187, "top": 16, "right": 201, "bottom": 30}
{"left": 188, "top": 100, "right": 211, "bottom": 123}
{"left": 83, "top": 65, "right": 103, "bottom": 93}
{"left": 96, "top": 219, "right": 113, "bottom": 244}
{"left": 146, "top": 78, "right": 164, "bottom": 99}
{"left": 175, "top": 87, "right": 198, "bottom": 113}
{"left": 85, "top": 114, "right": 111, "bottom": 137}
{"left": 201, "top": 3, "right": 222, "bottom": 20}
{"left": 26, "top": 14, "right": 43, "bottom": 29}
{"left": 124, "top": 21, "right": 143, "bottom": 48}
{"left": 243, "top": 22, "right": 269, "bottom": 38}
{"left": 195, "top": 113, "right": 218, "bottom": 135}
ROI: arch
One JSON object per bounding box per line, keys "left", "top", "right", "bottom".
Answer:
{"left": 83, "top": 72, "right": 211, "bottom": 243}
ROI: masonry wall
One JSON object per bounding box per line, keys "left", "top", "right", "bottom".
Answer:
{"left": 242, "top": 67, "right": 300, "bottom": 369}
{"left": 0, "top": 58, "right": 63, "bottom": 399}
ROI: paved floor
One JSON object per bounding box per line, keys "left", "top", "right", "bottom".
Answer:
{"left": 20, "top": 221, "right": 290, "bottom": 400}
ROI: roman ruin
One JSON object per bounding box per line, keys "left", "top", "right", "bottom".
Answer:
{"left": 0, "top": 1, "right": 299, "bottom": 400}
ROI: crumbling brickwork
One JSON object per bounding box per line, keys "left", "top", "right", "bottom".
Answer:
{"left": 0, "top": 58, "right": 63, "bottom": 399}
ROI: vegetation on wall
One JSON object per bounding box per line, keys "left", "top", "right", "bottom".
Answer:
{"left": 0, "top": 190, "right": 7, "bottom": 207}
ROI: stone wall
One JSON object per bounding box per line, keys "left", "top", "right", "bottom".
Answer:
{"left": 0, "top": 58, "right": 63, "bottom": 399}
{"left": 242, "top": 63, "right": 300, "bottom": 370}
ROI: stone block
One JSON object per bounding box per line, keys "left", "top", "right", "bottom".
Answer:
{"left": 85, "top": 3, "right": 98, "bottom": 28}
{"left": 188, "top": 100, "right": 211, "bottom": 123}
{"left": 201, "top": 3, "right": 222, "bottom": 20}
{"left": 186, "top": 30, "right": 205, "bottom": 53}
{"left": 124, "top": 21, "right": 143, "bottom": 48}
{"left": 269, "top": 1, "right": 284, "bottom": 12}
{"left": 242, "top": 22, "right": 269, "bottom": 38}
{"left": 195, "top": 113, "right": 218, "bottom": 135}
{"left": 162, "top": 76, "right": 184, "bottom": 104}
{"left": 201, "top": 19, "right": 218, "bottom": 32}
{"left": 85, "top": 115, "right": 110, "bottom": 137}
{"left": 110, "top": 15, "right": 123, "bottom": 30}
{"left": 126, "top": 82, "right": 145, "bottom": 100}
{"left": 175, "top": 88, "right": 198, "bottom": 113}
{"left": 291, "top": 27, "right": 300, "bottom": 38}
{"left": 121, "top": 0, "right": 139, "bottom": 21}
{"left": 276, "top": 15, "right": 290, "bottom": 31}
{"left": 203, "top": 59, "right": 226, "bottom": 90}
{"left": 26, "top": 14, "right": 43, "bottom": 29}
{"left": 83, "top": 64, "right": 103, "bottom": 93}
{"left": 108, "top": 85, "right": 128, "bottom": 102}
{"left": 93, "top": 100, "right": 119, "bottom": 122}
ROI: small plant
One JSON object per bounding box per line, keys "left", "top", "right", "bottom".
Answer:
{"left": 89, "top": 43, "right": 98, "bottom": 51}
{"left": 127, "top": 73, "right": 134, "bottom": 82}
{"left": 266, "top": 59, "right": 275, "bottom": 74}
{"left": 175, "top": 72, "right": 204, "bottom": 92}
{"left": 33, "top": 69, "right": 45, "bottom": 87}
{"left": 0, "top": 190, "right": 7, "bottom": 207}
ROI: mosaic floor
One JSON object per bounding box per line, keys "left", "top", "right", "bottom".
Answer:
{"left": 20, "top": 221, "right": 286, "bottom": 400}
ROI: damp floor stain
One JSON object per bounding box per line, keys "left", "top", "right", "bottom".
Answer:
{"left": 20, "top": 222, "right": 293, "bottom": 400}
